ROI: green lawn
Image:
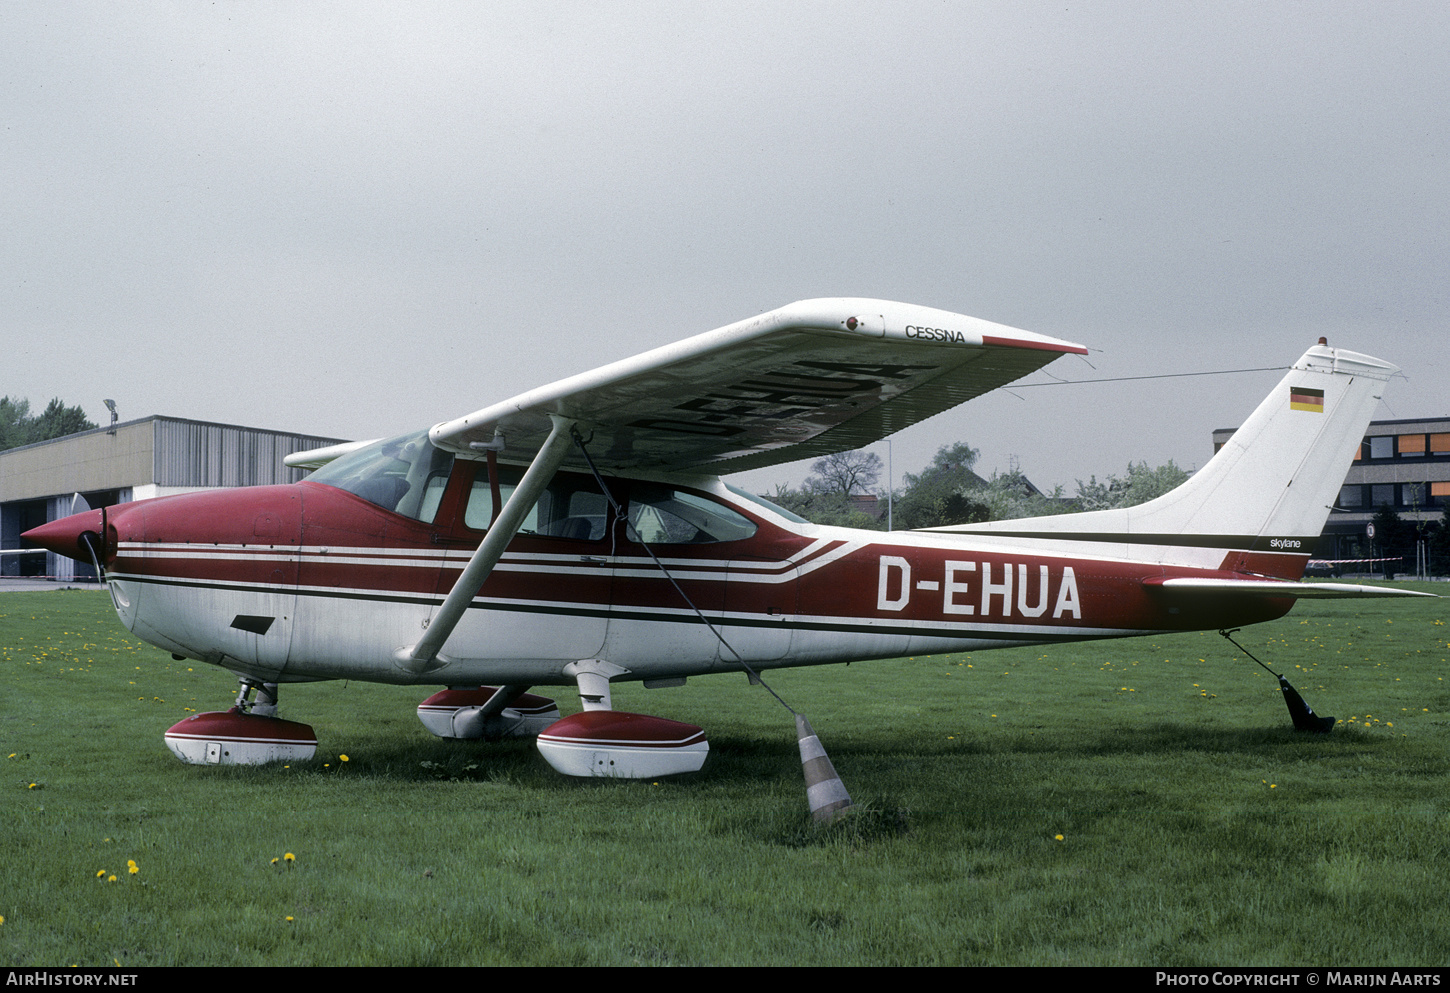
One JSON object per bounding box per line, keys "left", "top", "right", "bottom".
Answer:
{"left": 3, "top": 587, "right": 1447, "bottom": 966}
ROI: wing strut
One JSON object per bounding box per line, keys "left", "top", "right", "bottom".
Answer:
{"left": 395, "top": 414, "right": 577, "bottom": 674}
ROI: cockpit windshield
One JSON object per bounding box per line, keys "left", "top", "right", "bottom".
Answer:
{"left": 305, "top": 430, "right": 456, "bottom": 524}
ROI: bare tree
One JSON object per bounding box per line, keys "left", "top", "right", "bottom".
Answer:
{"left": 807, "top": 449, "right": 883, "bottom": 497}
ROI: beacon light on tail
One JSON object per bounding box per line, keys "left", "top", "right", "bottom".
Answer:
{"left": 21, "top": 298, "right": 1435, "bottom": 792}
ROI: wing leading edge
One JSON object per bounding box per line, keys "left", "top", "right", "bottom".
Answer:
{"left": 426, "top": 298, "right": 1086, "bottom": 472}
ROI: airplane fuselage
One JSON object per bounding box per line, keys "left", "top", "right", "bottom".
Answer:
{"left": 89, "top": 459, "right": 1297, "bottom": 689}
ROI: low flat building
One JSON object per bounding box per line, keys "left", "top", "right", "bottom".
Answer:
{"left": 1, "top": 416, "right": 346, "bottom": 581}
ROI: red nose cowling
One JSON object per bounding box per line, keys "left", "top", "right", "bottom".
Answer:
{"left": 21, "top": 509, "right": 106, "bottom": 563}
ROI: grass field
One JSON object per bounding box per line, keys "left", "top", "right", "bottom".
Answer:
{"left": 3, "top": 587, "right": 1448, "bottom": 966}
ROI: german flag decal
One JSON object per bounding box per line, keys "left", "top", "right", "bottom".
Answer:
{"left": 1289, "top": 386, "right": 1325, "bottom": 413}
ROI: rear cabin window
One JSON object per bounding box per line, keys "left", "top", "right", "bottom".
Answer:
{"left": 725, "top": 482, "right": 810, "bottom": 524}
{"left": 626, "top": 485, "right": 757, "bottom": 544}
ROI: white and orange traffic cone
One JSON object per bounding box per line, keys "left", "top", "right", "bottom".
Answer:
{"left": 796, "top": 714, "right": 852, "bottom": 822}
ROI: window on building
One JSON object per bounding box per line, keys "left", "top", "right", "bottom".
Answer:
{"left": 1370, "top": 484, "right": 1396, "bottom": 507}
{"left": 1337, "top": 485, "right": 1363, "bottom": 508}
{"left": 1399, "top": 434, "right": 1426, "bottom": 457}
{"left": 1431, "top": 481, "right": 1450, "bottom": 505}
{"left": 1431, "top": 434, "right": 1450, "bottom": 454}
{"left": 1368, "top": 436, "right": 1393, "bottom": 459}
{"left": 1402, "top": 483, "right": 1426, "bottom": 507}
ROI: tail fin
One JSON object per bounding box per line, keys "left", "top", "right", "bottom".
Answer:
{"left": 937, "top": 342, "right": 1398, "bottom": 576}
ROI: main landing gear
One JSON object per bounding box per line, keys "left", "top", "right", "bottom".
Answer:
{"left": 534, "top": 660, "right": 709, "bottom": 779}
{"left": 418, "top": 660, "right": 710, "bottom": 779}
{"left": 163, "top": 677, "right": 318, "bottom": 766}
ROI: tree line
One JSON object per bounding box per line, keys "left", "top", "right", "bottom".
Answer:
{"left": 768, "top": 445, "right": 1450, "bottom": 575}
{"left": 0, "top": 397, "right": 97, "bottom": 453}
{"left": 765, "top": 444, "right": 1190, "bottom": 530}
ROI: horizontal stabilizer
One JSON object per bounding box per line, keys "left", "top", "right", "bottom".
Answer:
{"left": 1145, "top": 577, "right": 1438, "bottom": 599}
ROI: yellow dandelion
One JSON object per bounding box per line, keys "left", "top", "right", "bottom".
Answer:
{"left": 107, "top": 875, "right": 117, "bottom": 883}
{"left": 271, "top": 858, "right": 279, "bottom": 865}
{"left": 284, "top": 853, "right": 295, "bottom": 863}
{"left": 1055, "top": 834, "right": 1064, "bottom": 841}
{"left": 96, "top": 869, "right": 106, "bottom": 878}
{"left": 286, "top": 916, "right": 294, "bottom": 922}
{"left": 340, "top": 754, "right": 349, "bottom": 762}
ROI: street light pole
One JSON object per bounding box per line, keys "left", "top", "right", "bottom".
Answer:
{"left": 886, "top": 439, "right": 894, "bottom": 531}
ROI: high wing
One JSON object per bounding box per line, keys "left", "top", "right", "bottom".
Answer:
{"left": 284, "top": 438, "right": 379, "bottom": 471}
{"left": 418, "top": 298, "right": 1087, "bottom": 472}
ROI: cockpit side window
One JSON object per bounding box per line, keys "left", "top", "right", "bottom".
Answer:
{"left": 305, "top": 430, "right": 456, "bottom": 524}
{"left": 463, "top": 466, "right": 611, "bottom": 541}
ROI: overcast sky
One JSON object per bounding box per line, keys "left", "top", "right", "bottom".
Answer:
{"left": 5, "top": 2, "right": 1447, "bottom": 494}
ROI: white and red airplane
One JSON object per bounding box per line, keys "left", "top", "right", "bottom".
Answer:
{"left": 22, "top": 299, "right": 1433, "bottom": 777}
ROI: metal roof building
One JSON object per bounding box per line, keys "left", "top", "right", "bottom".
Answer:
{"left": 1, "top": 416, "right": 347, "bottom": 581}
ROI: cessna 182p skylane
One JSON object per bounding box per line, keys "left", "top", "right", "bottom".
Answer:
{"left": 23, "top": 298, "right": 1433, "bottom": 778}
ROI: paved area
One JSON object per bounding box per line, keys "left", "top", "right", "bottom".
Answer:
{"left": 0, "top": 579, "right": 106, "bottom": 593}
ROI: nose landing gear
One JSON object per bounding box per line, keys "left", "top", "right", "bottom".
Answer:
{"left": 416, "top": 685, "right": 561, "bottom": 739}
